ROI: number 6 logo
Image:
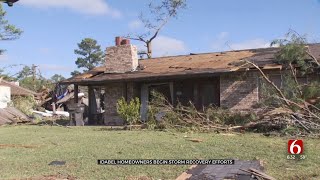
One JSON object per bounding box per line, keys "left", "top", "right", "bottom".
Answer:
{"left": 288, "top": 140, "right": 304, "bottom": 155}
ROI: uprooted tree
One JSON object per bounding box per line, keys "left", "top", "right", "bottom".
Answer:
{"left": 243, "top": 31, "right": 320, "bottom": 134}
{"left": 126, "top": 0, "right": 186, "bottom": 58}
{"left": 146, "top": 91, "right": 257, "bottom": 132}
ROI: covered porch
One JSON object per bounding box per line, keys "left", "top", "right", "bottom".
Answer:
{"left": 70, "top": 75, "right": 221, "bottom": 126}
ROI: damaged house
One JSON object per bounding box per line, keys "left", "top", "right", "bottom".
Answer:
{"left": 0, "top": 79, "right": 38, "bottom": 125}
{"left": 61, "top": 37, "right": 320, "bottom": 126}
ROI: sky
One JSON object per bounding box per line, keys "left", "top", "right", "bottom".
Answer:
{"left": 0, "top": 0, "right": 320, "bottom": 78}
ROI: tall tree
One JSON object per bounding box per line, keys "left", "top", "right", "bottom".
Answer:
{"left": 16, "top": 65, "right": 32, "bottom": 79}
{"left": 127, "top": 0, "right": 186, "bottom": 58}
{"left": 0, "top": 4, "right": 22, "bottom": 54}
{"left": 74, "top": 38, "right": 104, "bottom": 72}
{"left": 0, "top": 66, "right": 15, "bottom": 81}
{"left": 70, "top": 70, "right": 81, "bottom": 77}
{"left": 7, "top": 64, "right": 51, "bottom": 92}
{"left": 50, "top": 74, "right": 65, "bottom": 83}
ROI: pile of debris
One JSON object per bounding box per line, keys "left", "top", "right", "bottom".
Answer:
{"left": 176, "top": 160, "right": 275, "bottom": 180}
{"left": 0, "top": 107, "right": 31, "bottom": 125}
{"left": 34, "top": 84, "right": 88, "bottom": 121}
{"left": 148, "top": 91, "right": 320, "bottom": 135}
{"left": 148, "top": 91, "right": 256, "bottom": 132}
{"left": 241, "top": 107, "right": 320, "bottom": 134}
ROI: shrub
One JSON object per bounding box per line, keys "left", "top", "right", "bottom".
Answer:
{"left": 11, "top": 95, "right": 36, "bottom": 115}
{"left": 116, "top": 97, "right": 141, "bottom": 126}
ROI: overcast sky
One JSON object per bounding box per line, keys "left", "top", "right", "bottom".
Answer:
{"left": 0, "top": 0, "right": 319, "bottom": 78}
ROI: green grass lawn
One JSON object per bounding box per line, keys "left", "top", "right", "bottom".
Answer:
{"left": 0, "top": 125, "right": 319, "bottom": 180}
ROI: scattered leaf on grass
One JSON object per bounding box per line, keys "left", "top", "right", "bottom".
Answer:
{"left": 188, "top": 138, "right": 203, "bottom": 142}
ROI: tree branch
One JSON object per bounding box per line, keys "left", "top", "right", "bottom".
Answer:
{"left": 306, "top": 46, "right": 320, "bottom": 66}
{"left": 289, "top": 63, "right": 303, "bottom": 96}
{"left": 244, "top": 60, "right": 291, "bottom": 106}
{"left": 127, "top": 36, "right": 147, "bottom": 43}
{"left": 149, "top": 16, "right": 170, "bottom": 42}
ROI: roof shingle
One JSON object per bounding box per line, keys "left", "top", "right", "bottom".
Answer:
{"left": 61, "top": 44, "right": 320, "bottom": 85}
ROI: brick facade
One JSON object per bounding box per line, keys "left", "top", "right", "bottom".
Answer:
{"left": 105, "top": 44, "right": 138, "bottom": 73}
{"left": 103, "top": 82, "right": 139, "bottom": 125}
{"left": 127, "top": 82, "right": 139, "bottom": 101}
{"left": 104, "top": 83, "right": 125, "bottom": 125}
{"left": 220, "top": 72, "right": 259, "bottom": 110}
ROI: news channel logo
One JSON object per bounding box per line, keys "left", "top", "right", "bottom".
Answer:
{"left": 287, "top": 139, "right": 306, "bottom": 160}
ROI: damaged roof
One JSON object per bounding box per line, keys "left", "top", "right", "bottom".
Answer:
{"left": 61, "top": 44, "right": 320, "bottom": 85}
{"left": 0, "top": 79, "right": 38, "bottom": 96}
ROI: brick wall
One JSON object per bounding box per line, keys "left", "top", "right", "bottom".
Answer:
{"left": 104, "top": 83, "right": 125, "bottom": 125}
{"left": 105, "top": 44, "right": 138, "bottom": 73}
{"left": 127, "top": 82, "right": 139, "bottom": 101}
{"left": 220, "top": 72, "right": 259, "bottom": 110}
{"left": 103, "top": 82, "right": 139, "bottom": 125}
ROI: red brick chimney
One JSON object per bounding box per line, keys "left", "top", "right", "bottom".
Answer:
{"left": 115, "top": 36, "right": 122, "bottom": 46}
{"left": 121, "top": 39, "right": 130, "bottom": 45}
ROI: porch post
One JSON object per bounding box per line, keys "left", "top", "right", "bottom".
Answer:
{"left": 193, "top": 83, "right": 199, "bottom": 109}
{"left": 140, "top": 84, "right": 149, "bottom": 122}
{"left": 88, "top": 86, "right": 98, "bottom": 125}
{"left": 74, "top": 85, "right": 79, "bottom": 104}
{"left": 169, "top": 82, "right": 174, "bottom": 105}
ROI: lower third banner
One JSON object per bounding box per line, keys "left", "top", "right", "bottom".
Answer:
{"left": 97, "top": 159, "right": 235, "bottom": 165}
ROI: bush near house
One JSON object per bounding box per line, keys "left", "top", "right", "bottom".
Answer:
{"left": 117, "top": 97, "right": 141, "bottom": 126}
{"left": 11, "top": 95, "right": 36, "bottom": 116}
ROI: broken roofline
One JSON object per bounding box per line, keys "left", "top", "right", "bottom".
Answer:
{"left": 0, "top": 79, "right": 39, "bottom": 96}
{"left": 60, "top": 43, "right": 320, "bottom": 85}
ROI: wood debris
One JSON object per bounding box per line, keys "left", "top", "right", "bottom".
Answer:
{"left": 240, "top": 168, "right": 276, "bottom": 180}
{"left": 0, "top": 107, "right": 31, "bottom": 125}
{"left": 176, "top": 160, "right": 266, "bottom": 180}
